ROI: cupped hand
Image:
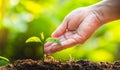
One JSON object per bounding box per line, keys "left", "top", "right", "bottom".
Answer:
{"left": 44, "top": 7, "right": 104, "bottom": 54}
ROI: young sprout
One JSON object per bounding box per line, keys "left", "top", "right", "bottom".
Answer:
{"left": 0, "top": 56, "right": 10, "bottom": 66}
{"left": 25, "top": 32, "right": 61, "bottom": 61}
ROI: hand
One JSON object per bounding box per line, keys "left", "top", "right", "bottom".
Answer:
{"left": 44, "top": 7, "right": 104, "bottom": 54}
{"left": 44, "top": 0, "right": 120, "bottom": 54}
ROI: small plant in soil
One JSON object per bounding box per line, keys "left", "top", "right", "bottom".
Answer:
{"left": 25, "top": 32, "right": 61, "bottom": 61}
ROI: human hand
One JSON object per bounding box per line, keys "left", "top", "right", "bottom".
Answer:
{"left": 44, "top": 7, "right": 104, "bottom": 54}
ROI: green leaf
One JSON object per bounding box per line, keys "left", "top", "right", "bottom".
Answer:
{"left": 40, "top": 32, "right": 44, "bottom": 41}
{"left": 0, "top": 56, "right": 9, "bottom": 62}
{"left": 0, "top": 60, "right": 9, "bottom": 66}
{"left": 26, "top": 36, "right": 41, "bottom": 43}
{"left": 0, "top": 56, "right": 9, "bottom": 66}
{"left": 46, "top": 37, "right": 61, "bottom": 45}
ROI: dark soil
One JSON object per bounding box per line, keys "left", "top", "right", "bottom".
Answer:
{"left": 2, "top": 59, "right": 120, "bottom": 70}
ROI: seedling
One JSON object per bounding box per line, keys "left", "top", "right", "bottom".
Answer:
{"left": 0, "top": 56, "right": 10, "bottom": 66}
{"left": 26, "top": 32, "right": 61, "bottom": 61}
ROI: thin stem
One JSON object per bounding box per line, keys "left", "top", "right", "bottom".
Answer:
{"left": 41, "top": 43, "right": 44, "bottom": 62}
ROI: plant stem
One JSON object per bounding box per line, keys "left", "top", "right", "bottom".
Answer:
{"left": 41, "top": 43, "right": 44, "bottom": 62}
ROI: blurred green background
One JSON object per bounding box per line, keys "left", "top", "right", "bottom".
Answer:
{"left": 0, "top": 0, "right": 120, "bottom": 62}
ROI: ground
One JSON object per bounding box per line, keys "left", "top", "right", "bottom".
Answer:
{"left": 0, "top": 59, "right": 120, "bottom": 70}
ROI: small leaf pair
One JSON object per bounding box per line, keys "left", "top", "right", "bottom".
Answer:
{"left": 26, "top": 32, "right": 61, "bottom": 45}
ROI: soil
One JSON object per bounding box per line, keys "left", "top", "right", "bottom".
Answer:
{"left": 1, "top": 59, "right": 120, "bottom": 70}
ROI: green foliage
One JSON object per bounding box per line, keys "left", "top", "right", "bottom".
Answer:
{"left": 0, "top": 56, "right": 9, "bottom": 66}
{"left": 26, "top": 36, "right": 41, "bottom": 43}
{"left": 46, "top": 37, "right": 61, "bottom": 45}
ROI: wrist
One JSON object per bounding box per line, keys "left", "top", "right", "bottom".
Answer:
{"left": 91, "top": 0, "right": 120, "bottom": 23}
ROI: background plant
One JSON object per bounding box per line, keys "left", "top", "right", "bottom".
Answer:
{"left": 0, "top": 56, "right": 9, "bottom": 66}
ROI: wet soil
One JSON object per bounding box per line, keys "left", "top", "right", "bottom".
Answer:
{"left": 1, "top": 59, "right": 120, "bottom": 70}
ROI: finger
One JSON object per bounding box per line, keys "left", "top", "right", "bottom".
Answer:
{"left": 44, "top": 42, "right": 53, "bottom": 48}
{"left": 52, "top": 19, "right": 68, "bottom": 37}
{"left": 44, "top": 43, "right": 59, "bottom": 54}
{"left": 44, "top": 31, "right": 74, "bottom": 49}
{"left": 58, "top": 31, "right": 76, "bottom": 41}
{"left": 44, "top": 33, "right": 81, "bottom": 54}
{"left": 67, "top": 12, "right": 85, "bottom": 31}
{"left": 44, "top": 38, "right": 77, "bottom": 54}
